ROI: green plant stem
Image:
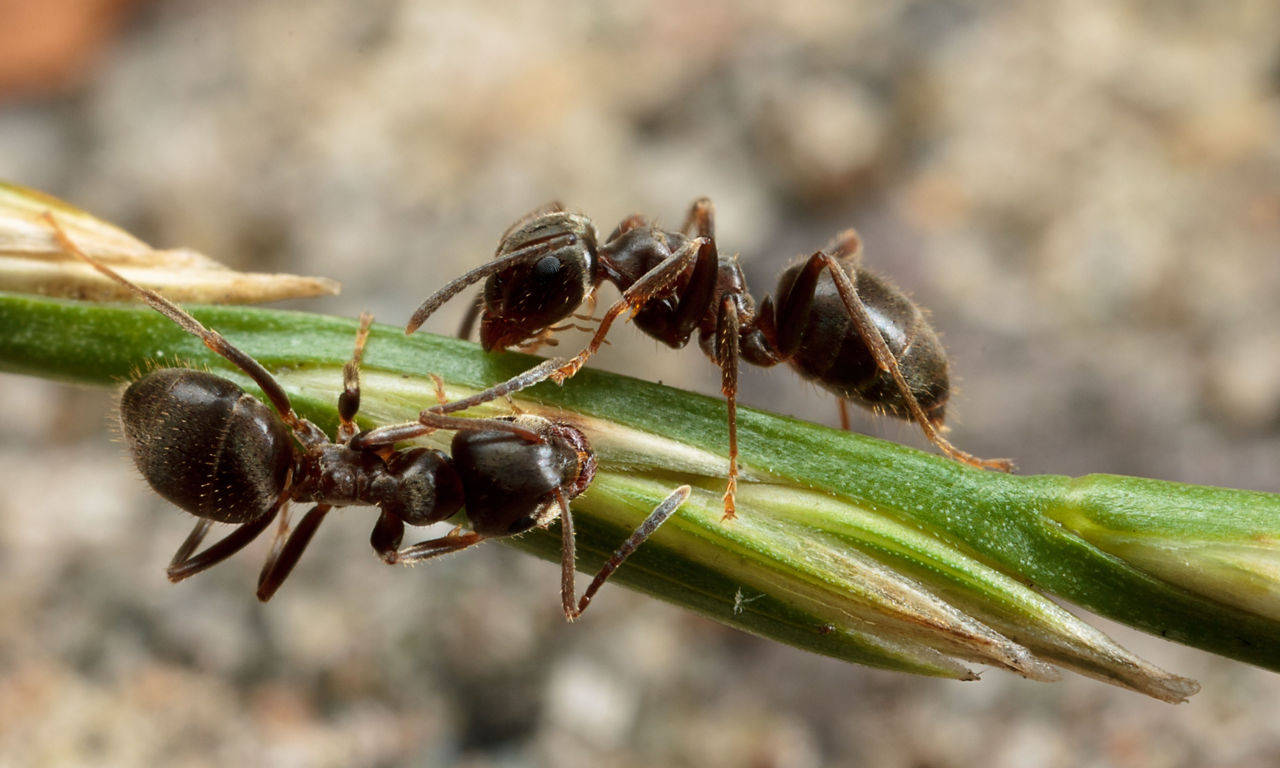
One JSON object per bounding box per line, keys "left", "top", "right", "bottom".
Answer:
{"left": 5, "top": 292, "right": 1280, "bottom": 701}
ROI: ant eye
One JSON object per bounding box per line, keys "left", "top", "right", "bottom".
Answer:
{"left": 534, "top": 255, "right": 562, "bottom": 279}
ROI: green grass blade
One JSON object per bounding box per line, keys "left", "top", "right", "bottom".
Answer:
{"left": 5, "top": 291, "right": 1279, "bottom": 700}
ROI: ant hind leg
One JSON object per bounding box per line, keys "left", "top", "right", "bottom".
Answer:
{"left": 255, "top": 504, "right": 332, "bottom": 601}
{"left": 44, "top": 212, "right": 305, "bottom": 435}
{"left": 166, "top": 512, "right": 279, "bottom": 583}
{"left": 815, "top": 253, "right": 1015, "bottom": 473}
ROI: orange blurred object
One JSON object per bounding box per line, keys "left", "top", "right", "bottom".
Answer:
{"left": 0, "top": 0, "right": 146, "bottom": 101}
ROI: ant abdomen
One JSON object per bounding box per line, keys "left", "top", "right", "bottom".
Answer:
{"left": 773, "top": 261, "right": 950, "bottom": 423}
{"left": 120, "top": 368, "right": 294, "bottom": 525}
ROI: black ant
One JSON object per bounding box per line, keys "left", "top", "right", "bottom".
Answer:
{"left": 406, "top": 199, "right": 1014, "bottom": 518}
{"left": 45, "top": 212, "right": 688, "bottom": 615}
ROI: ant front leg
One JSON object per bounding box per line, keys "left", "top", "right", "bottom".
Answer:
{"left": 337, "top": 313, "right": 374, "bottom": 443}
{"left": 378, "top": 529, "right": 488, "bottom": 564}
{"left": 561, "top": 485, "right": 690, "bottom": 621}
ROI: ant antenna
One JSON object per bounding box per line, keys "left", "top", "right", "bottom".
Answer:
{"left": 405, "top": 233, "right": 579, "bottom": 334}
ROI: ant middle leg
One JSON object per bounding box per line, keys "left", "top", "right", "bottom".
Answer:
{"left": 711, "top": 295, "right": 744, "bottom": 520}
{"left": 253, "top": 313, "right": 375, "bottom": 599}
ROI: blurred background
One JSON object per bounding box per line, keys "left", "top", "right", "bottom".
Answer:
{"left": 1, "top": 1, "right": 1279, "bottom": 765}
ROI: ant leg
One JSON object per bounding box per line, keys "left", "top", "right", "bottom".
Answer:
{"left": 428, "top": 373, "right": 449, "bottom": 405}
{"left": 256, "top": 504, "right": 332, "bottom": 601}
{"left": 815, "top": 252, "right": 1015, "bottom": 473}
{"left": 419, "top": 359, "right": 566, "bottom": 418}
{"left": 713, "top": 296, "right": 743, "bottom": 520}
{"left": 562, "top": 485, "right": 690, "bottom": 621}
{"left": 838, "top": 399, "right": 852, "bottom": 431}
{"left": 337, "top": 313, "right": 374, "bottom": 443}
{"left": 513, "top": 326, "right": 561, "bottom": 355}
{"left": 457, "top": 293, "right": 484, "bottom": 340}
{"left": 350, "top": 410, "right": 544, "bottom": 453}
{"left": 383, "top": 529, "right": 488, "bottom": 564}
{"left": 166, "top": 511, "right": 280, "bottom": 583}
{"left": 44, "top": 212, "right": 306, "bottom": 436}
{"left": 169, "top": 519, "right": 213, "bottom": 566}
{"left": 551, "top": 236, "right": 708, "bottom": 383}
{"left": 824, "top": 229, "right": 863, "bottom": 260}
{"left": 680, "top": 197, "right": 715, "bottom": 238}
{"left": 369, "top": 509, "right": 405, "bottom": 563}
{"left": 613, "top": 214, "right": 650, "bottom": 236}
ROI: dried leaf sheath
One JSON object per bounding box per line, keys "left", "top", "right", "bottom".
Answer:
{"left": 0, "top": 182, "right": 339, "bottom": 303}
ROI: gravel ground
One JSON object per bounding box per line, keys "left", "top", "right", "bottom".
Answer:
{"left": 1, "top": 1, "right": 1279, "bottom": 766}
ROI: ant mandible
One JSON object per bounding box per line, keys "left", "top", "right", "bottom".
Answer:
{"left": 46, "top": 213, "right": 688, "bottom": 616}
{"left": 406, "top": 198, "right": 1014, "bottom": 519}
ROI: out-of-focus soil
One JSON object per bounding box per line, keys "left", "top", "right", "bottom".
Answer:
{"left": 2, "top": 2, "right": 1279, "bottom": 766}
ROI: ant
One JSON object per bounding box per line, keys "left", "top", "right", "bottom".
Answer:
{"left": 45, "top": 212, "right": 688, "bottom": 616}
{"left": 406, "top": 199, "right": 1014, "bottom": 518}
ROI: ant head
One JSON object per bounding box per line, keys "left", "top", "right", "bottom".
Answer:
{"left": 479, "top": 213, "right": 599, "bottom": 350}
